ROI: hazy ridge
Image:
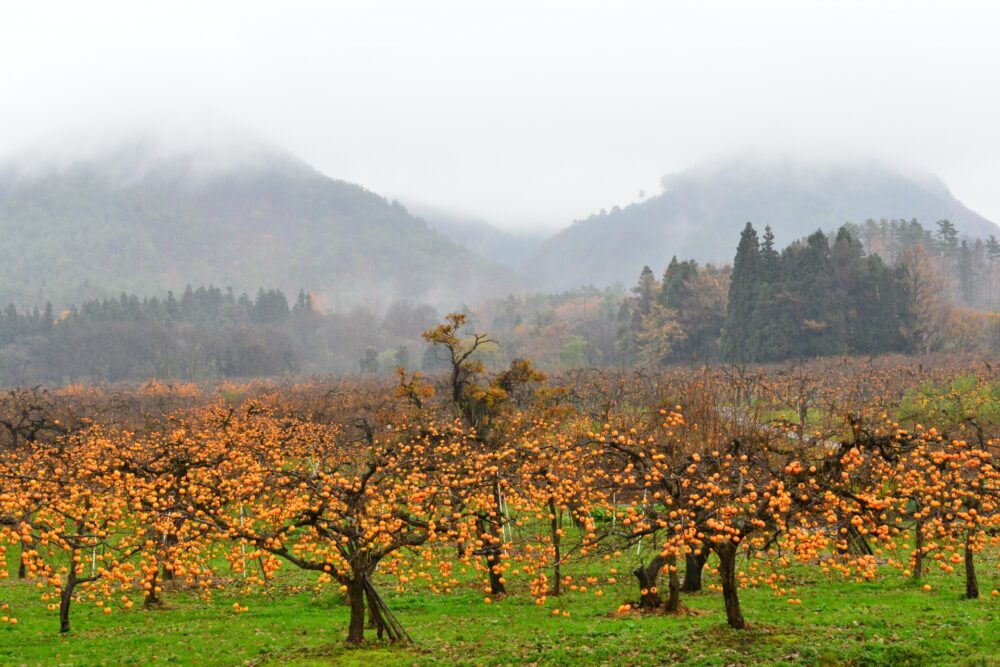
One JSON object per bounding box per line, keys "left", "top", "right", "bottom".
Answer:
{"left": 2, "top": 142, "right": 997, "bottom": 306}
{"left": 525, "top": 157, "right": 999, "bottom": 290}
{"left": 0, "top": 138, "right": 514, "bottom": 310}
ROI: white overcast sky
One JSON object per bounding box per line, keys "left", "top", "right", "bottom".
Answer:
{"left": 1, "top": 0, "right": 998, "bottom": 230}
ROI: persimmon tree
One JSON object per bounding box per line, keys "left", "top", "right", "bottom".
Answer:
{"left": 5, "top": 426, "right": 153, "bottom": 633}
{"left": 422, "top": 313, "right": 555, "bottom": 597}
{"left": 166, "top": 398, "right": 475, "bottom": 644}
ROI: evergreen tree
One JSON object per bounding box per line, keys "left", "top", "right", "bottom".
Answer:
{"left": 658, "top": 257, "right": 698, "bottom": 310}
{"left": 721, "top": 223, "right": 761, "bottom": 362}
{"left": 615, "top": 266, "right": 659, "bottom": 367}
{"left": 760, "top": 225, "right": 779, "bottom": 281}
{"left": 959, "top": 240, "right": 974, "bottom": 304}
{"left": 935, "top": 219, "right": 959, "bottom": 255}
{"left": 633, "top": 266, "right": 658, "bottom": 317}
{"left": 614, "top": 299, "right": 637, "bottom": 367}
{"left": 252, "top": 289, "right": 290, "bottom": 324}
{"left": 986, "top": 235, "right": 1000, "bottom": 262}
{"left": 293, "top": 289, "right": 314, "bottom": 315}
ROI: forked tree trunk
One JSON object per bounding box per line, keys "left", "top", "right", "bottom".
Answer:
{"left": 17, "top": 545, "right": 26, "bottom": 579}
{"left": 633, "top": 553, "right": 668, "bottom": 610}
{"left": 964, "top": 532, "right": 979, "bottom": 599}
{"left": 681, "top": 544, "right": 709, "bottom": 592}
{"left": 716, "top": 541, "right": 745, "bottom": 630}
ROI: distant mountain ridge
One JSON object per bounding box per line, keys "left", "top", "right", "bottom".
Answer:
{"left": 3, "top": 143, "right": 993, "bottom": 307}
{"left": 0, "top": 138, "right": 513, "bottom": 309}
{"left": 525, "top": 157, "right": 999, "bottom": 290}
{"left": 404, "top": 202, "right": 546, "bottom": 269}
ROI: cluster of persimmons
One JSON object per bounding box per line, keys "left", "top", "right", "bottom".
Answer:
{"left": 0, "top": 318, "right": 996, "bottom": 643}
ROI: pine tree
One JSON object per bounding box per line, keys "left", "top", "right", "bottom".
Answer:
{"left": 795, "top": 230, "right": 843, "bottom": 356}
{"left": 721, "top": 223, "right": 761, "bottom": 362}
{"left": 657, "top": 257, "right": 708, "bottom": 360}
{"left": 633, "top": 266, "right": 658, "bottom": 317}
{"left": 616, "top": 266, "right": 659, "bottom": 366}
{"left": 760, "top": 225, "right": 779, "bottom": 281}
{"left": 659, "top": 257, "right": 698, "bottom": 310}
{"left": 293, "top": 289, "right": 314, "bottom": 314}
{"left": 935, "top": 219, "right": 959, "bottom": 255}
{"left": 986, "top": 235, "right": 1000, "bottom": 262}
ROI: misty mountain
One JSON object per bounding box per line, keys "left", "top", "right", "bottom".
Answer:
{"left": 526, "top": 157, "right": 1000, "bottom": 291}
{"left": 0, "top": 138, "right": 513, "bottom": 310}
{"left": 405, "top": 202, "right": 548, "bottom": 270}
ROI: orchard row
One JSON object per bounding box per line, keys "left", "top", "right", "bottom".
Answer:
{"left": 0, "top": 315, "right": 997, "bottom": 643}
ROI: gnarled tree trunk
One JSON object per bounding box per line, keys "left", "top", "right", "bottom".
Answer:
{"left": 633, "top": 553, "right": 668, "bottom": 610}
{"left": 682, "top": 544, "right": 709, "bottom": 592}
{"left": 715, "top": 540, "right": 745, "bottom": 629}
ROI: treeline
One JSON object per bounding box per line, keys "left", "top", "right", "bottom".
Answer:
{"left": 0, "top": 283, "right": 464, "bottom": 384}
{"left": 2, "top": 218, "right": 999, "bottom": 384}
{"left": 848, "top": 217, "right": 1000, "bottom": 310}
{"left": 615, "top": 259, "right": 729, "bottom": 365}
{"left": 721, "top": 224, "right": 911, "bottom": 362}
{"left": 618, "top": 221, "right": 1000, "bottom": 366}
{"left": 0, "top": 286, "right": 312, "bottom": 383}
{"left": 0, "top": 286, "right": 310, "bottom": 344}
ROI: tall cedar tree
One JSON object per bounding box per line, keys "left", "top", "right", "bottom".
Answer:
{"left": 722, "top": 224, "right": 912, "bottom": 362}
{"left": 720, "top": 223, "right": 760, "bottom": 363}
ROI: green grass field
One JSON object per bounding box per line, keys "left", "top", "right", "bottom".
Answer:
{"left": 1, "top": 557, "right": 997, "bottom": 667}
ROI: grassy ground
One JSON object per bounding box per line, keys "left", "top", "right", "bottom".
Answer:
{"left": 0, "top": 558, "right": 997, "bottom": 667}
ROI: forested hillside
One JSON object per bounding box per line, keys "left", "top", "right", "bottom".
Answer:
{"left": 5, "top": 218, "right": 998, "bottom": 385}
{"left": 0, "top": 140, "right": 513, "bottom": 309}
{"left": 527, "top": 158, "right": 999, "bottom": 290}
{"left": 406, "top": 202, "right": 545, "bottom": 269}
